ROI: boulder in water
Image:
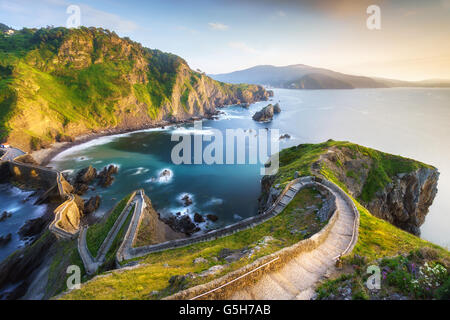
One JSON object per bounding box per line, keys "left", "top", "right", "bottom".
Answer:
{"left": 97, "top": 165, "right": 118, "bottom": 187}
{"left": 163, "top": 214, "right": 200, "bottom": 236}
{"left": 206, "top": 214, "right": 219, "bottom": 222}
{"left": 194, "top": 212, "right": 205, "bottom": 223}
{"left": 273, "top": 103, "right": 281, "bottom": 114}
{"left": 0, "top": 233, "right": 12, "bottom": 247}
{"left": 252, "top": 104, "right": 275, "bottom": 122}
{"left": 181, "top": 194, "right": 193, "bottom": 207}
{"left": 75, "top": 166, "right": 97, "bottom": 185}
{"left": 0, "top": 211, "right": 12, "bottom": 222}
{"left": 84, "top": 195, "right": 101, "bottom": 215}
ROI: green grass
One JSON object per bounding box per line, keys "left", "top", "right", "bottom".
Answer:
{"left": 60, "top": 187, "right": 325, "bottom": 300}
{"left": 351, "top": 201, "right": 448, "bottom": 261}
{"left": 0, "top": 26, "right": 267, "bottom": 148}
{"left": 86, "top": 193, "right": 132, "bottom": 258}
{"left": 98, "top": 204, "right": 135, "bottom": 273}
{"left": 46, "top": 236, "right": 86, "bottom": 297}
{"left": 274, "top": 140, "right": 433, "bottom": 202}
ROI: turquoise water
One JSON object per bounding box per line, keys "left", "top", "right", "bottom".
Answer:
{"left": 44, "top": 88, "right": 450, "bottom": 248}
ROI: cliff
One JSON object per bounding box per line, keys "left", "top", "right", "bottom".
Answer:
{"left": 0, "top": 26, "right": 270, "bottom": 151}
{"left": 261, "top": 140, "right": 439, "bottom": 236}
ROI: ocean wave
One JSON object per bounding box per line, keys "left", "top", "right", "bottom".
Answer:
{"left": 146, "top": 168, "right": 174, "bottom": 184}
{"left": 52, "top": 127, "right": 169, "bottom": 161}
{"left": 204, "top": 197, "right": 223, "bottom": 207}
{"left": 130, "top": 167, "right": 150, "bottom": 175}
{"left": 171, "top": 127, "right": 215, "bottom": 136}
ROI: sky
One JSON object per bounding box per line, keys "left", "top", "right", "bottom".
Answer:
{"left": 0, "top": 0, "right": 449, "bottom": 81}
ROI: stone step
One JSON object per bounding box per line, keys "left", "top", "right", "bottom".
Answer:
{"left": 269, "top": 273, "right": 300, "bottom": 297}
{"left": 249, "top": 274, "right": 296, "bottom": 300}
{"left": 276, "top": 260, "right": 317, "bottom": 291}
{"left": 294, "top": 287, "right": 316, "bottom": 300}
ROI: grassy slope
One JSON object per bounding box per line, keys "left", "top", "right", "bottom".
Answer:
{"left": 274, "top": 141, "right": 448, "bottom": 299}
{"left": 85, "top": 194, "right": 132, "bottom": 257}
{"left": 275, "top": 140, "right": 433, "bottom": 202}
{"left": 0, "top": 27, "right": 266, "bottom": 148}
{"left": 60, "top": 140, "right": 448, "bottom": 299}
{"left": 60, "top": 187, "right": 325, "bottom": 300}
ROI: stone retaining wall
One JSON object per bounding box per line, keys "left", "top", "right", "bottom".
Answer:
{"left": 2, "top": 161, "right": 59, "bottom": 191}
{"left": 166, "top": 181, "right": 342, "bottom": 300}
{"left": 118, "top": 178, "right": 310, "bottom": 261}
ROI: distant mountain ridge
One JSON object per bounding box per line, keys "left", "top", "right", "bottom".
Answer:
{"left": 210, "top": 64, "right": 450, "bottom": 89}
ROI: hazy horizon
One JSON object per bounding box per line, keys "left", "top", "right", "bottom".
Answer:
{"left": 1, "top": 0, "right": 449, "bottom": 81}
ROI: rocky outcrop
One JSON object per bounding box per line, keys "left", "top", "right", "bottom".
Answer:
{"left": 365, "top": 168, "right": 439, "bottom": 235}
{"left": 206, "top": 214, "right": 219, "bottom": 222}
{"left": 194, "top": 212, "right": 205, "bottom": 223}
{"left": 75, "top": 166, "right": 97, "bottom": 184}
{"left": 162, "top": 214, "right": 200, "bottom": 236}
{"left": 0, "top": 211, "right": 12, "bottom": 222}
{"left": 308, "top": 145, "right": 440, "bottom": 235}
{"left": 84, "top": 195, "right": 101, "bottom": 215}
{"left": 252, "top": 103, "right": 280, "bottom": 122}
{"left": 1, "top": 26, "right": 272, "bottom": 152}
{"left": 273, "top": 103, "right": 281, "bottom": 114}
{"left": 262, "top": 142, "right": 439, "bottom": 235}
{"left": 18, "top": 210, "right": 53, "bottom": 242}
{"left": 181, "top": 194, "right": 193, "bottom": 207}
{"left": 97, "top": 165, "right": 118, "bottom": 188}
{"left": 0, "top": 233, "right": 11, "bottom": 246}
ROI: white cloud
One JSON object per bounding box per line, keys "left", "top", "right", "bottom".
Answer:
{"left": 177, "top": 25, "right": 198, "bottom": 35}
{"left": 208, "top": 22, "right": 229, "bottom": 31}
{"left": 0, "top": 0, "right": 139, "bottom": 34}
{"left": 228, "top": 41, "right": 259, "bottom": 54}
{"left": 277, "top": 10, "right": 286, "bottom": 17}
{"left": 79, "top": 4, "right": 139, "bottom": 34}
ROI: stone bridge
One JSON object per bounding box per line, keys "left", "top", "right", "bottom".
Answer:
{"left": 0, "top": 149, "right": 82, "bottom": 239}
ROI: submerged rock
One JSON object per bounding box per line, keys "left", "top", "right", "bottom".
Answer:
{"left": 0, "top": 233, "right": 11, "bottom": 246}
{"left": 19, "top": 211, "right": 53, "bottom": 241}
{"left": 97, "top": 165, "right": 118, "bottom": 187}
{"left": 273, "top": 103, "right": 281, "bottom": 113}
{"left": 181, "top": 194, "right": 193, "bottom": 207}
{"left": 194, "top": 212, "right": 205, "bottom": 223}
{"left": 162, "top": 214, "right": 200, "bottom": 236}
{"left": 0, "top": 211, "right": 12, "bottom": 222}
{"left": 206, "top": 214, "right": 219, "bottom": 222}
{"left": 84, "top": 195, "right": 101, "bottom": 215}
{"left": 75, "top": 166, "right": 97, "bottom": 185}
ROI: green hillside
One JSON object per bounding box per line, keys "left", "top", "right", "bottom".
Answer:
{"left": 58, "top": 141, "right": 448, "bottom": 300}
{"left": 0, "top": 26, "right": 269, "bottom": 151}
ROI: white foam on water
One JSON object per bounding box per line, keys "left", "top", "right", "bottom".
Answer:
{"left": 178, "top": 192, "right": 194, "bottom": 206}
{"left": 146, "top": 168, "right": 174, "bottom": 184}
{"left": 171, "top": 127, "right": 215, "bottom": 136}
{"left": 204, "top": 197, "right": 223, "bottom": 207}
{"left": 61, "top": 169, "right": 74, "bottom": 176}
{"left": 131, "top": 167, "right": 150, "bottom": 175}
{"left": 52, "top": 127, "right": 170, "bottom": 161}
